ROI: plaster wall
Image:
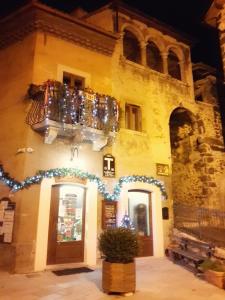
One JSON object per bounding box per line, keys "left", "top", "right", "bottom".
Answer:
{"left": 0, "top": 30, "right": 191, "bottom": 272}
{"left": 85, "top": 8, "right": 114, "bottom": 32}
{"left": 0, "top": 32, "right": 114, "bottom": 273}
{"left": 20, "top": 32, "right": 174, "bottom": 272}
{"left": 0, "top": 33, "right": 36, "bottom": 179}
{"left": 0, "top": 34, "right": 41, "bottom": 272}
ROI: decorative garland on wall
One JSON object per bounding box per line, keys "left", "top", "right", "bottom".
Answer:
{"left": 0, "top": 165, "right": 167, "bottom": 200}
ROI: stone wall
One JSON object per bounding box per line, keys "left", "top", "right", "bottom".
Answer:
{"left": 219, "top": 7, "right": 225, "bottom": 78}
{"left": 170, "top": 78, "right": 225, "bottom": 209}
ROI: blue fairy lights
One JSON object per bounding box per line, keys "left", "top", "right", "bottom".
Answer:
{"left": 0, "top": 165, "right": 167, "bottom": 200}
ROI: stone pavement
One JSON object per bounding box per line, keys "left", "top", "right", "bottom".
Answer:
{"left": 0, "top": 257, "right": 224, "bottom": 300}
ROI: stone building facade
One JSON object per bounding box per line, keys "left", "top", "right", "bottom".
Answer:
{"left": 205, "top": 0, "right": 225, "bottom": 77}
{"left": 0, "top": 1, "right": 224, "bottom": 273}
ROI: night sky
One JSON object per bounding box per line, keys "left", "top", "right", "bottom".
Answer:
{"left": 1, "top": 0, "right": 222, "bottom": 75}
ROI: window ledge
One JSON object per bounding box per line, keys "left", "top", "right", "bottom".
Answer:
{"left": 120, "top": 128, "right": 147, "bottom": 137}
{"left": 195, "top": 100, "right": 218, "bottom": 107}
{"left": 119, "top": 55, "right": 189, "bottom": 88}
{"left": 120, "top": 56, "right": 145, "bottom": 71}
{"left": 165, "top": 74, "right": 189, "bottom": 88}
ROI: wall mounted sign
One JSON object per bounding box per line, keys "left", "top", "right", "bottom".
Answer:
{"left": 102, "top": 200, "right": 117, "bottom": 229}
{"left": 0, "top": 197, "right": 16, "bottom": 243}
{"left": 156, "top": 163, "right": 169, "bottom": 176}
{"left": 103, "top": 154, "right": 115, "bottom": 178}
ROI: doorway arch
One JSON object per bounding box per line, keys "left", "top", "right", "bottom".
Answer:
{"left": 169, "top": 107, "right": 196, "bottom": 164}
{"left": 169, "top": 107, "right": 203, "bottom": 207}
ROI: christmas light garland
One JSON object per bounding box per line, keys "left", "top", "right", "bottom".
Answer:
{"left": 26, "top": 81, "right": 119, "bottom": 133}
{"left": 0, "top": 165, "right": 167, "bottom": 200}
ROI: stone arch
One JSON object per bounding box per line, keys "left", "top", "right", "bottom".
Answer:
{"left": 166, "top": 45, "right": 184, "bottom": 61}
{"left": 145, "top": 40, "right": 163, "bottom": 73}
{"left": 120, "top": 23, "right": 144, "bottom": 44}
{"left": 169, "top": 107, "right": 197, "bottom": 163}
{"left": 145, "top": 35, "right": 165, "bottom": 53}
{"left": 121, "top": 24, "right": 144, "bottom": 64}
{"left": 169, "top": 107, "right": 209, "bottom": 209}
{"left": 166, "top": 46, "right": 184, "bottom": 80}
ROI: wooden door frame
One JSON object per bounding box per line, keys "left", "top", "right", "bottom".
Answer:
{"left": 47, "top": 183, "right": 86, "bottom": 265}
{"left": 128, "top": 189, "right": 153, "bottom": 255}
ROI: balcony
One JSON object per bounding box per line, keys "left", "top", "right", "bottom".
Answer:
{"left": 26, "top": 80, "right": 119, "bottom": 151}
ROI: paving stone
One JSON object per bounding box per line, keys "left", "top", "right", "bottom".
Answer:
{"left": 0, "top": 257, "right": 224, "bottom": 300}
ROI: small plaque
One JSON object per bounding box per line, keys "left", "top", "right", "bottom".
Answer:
{"left": 102, "top": 201, "right": 117, "bottom": 229}
{"left": 156, "top": 163, "right": 169, "bottom": 176}
{"left": 103, "top": 154, "right": 115, "bottom": 178}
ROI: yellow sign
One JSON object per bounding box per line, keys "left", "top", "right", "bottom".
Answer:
{"left": 156, "top": 163, "right": 169, "bottom": 176}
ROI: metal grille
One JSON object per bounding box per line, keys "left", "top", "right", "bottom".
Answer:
{"left": 174, "top": 203, "right": 225, "bottom": 247}
{"left": 26, "top": 82, "right": 119, "bottom": 133}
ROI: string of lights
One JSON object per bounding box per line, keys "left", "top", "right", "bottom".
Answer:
{"left": 27, "top": 80, "right": 119, "bottom": 134}
{"left": 0, "top": 165, "right": 167, "bottom": 200}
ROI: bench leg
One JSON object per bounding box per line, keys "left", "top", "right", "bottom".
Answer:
{"left": 193, "top": 262, "right": 202, "bottom": 276}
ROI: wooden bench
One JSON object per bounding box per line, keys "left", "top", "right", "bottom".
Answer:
{"left": 166, "top": 237, "right": 215, "bottom": 274}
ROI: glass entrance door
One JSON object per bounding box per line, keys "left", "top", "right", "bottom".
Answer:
{"left": 47, "top": 184, "right": 86, "bottom": 264}
{"left": 128, "top": 190, "right": 153, "bottom": 256}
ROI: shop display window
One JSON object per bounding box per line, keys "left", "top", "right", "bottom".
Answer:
{"left": 57, "top": 185, "right": 84, "bottom": 242}
{"left": 128, "top": 191, "right": 150, "bottom": 237}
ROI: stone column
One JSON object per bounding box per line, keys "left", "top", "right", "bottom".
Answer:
{"left": 120, "top": 32, "right": 125, "bottom": 58}
{"left": 140, "top": 41, "right": 147, "bottom": 67}
{"left": 161, "top": 52, "right": 168, "bottom": 75}
{"left": 218, "top": 5, "right": 225, "bottom": 79}
{"left": 179, "top": 60, "right": 186, "bottom": 82}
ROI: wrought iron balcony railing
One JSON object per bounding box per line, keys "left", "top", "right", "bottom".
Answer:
{"left": 26, "top": 80, "right": 120, "bottom": 150}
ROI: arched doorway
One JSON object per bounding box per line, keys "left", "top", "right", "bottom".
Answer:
{"left": 169, "top": 107, "right": 202, "bottom": 233}
{"left": 169, "top": 108, "right": 200, "bottom": 204}
{"left": 169, "top": 107, "right": 213, "bottom": 229}
{"left": 169, "top": 107, "right": 196, "bottom": 165}
{"left": 128, "top": 189, "right": 153, "bottom": 256}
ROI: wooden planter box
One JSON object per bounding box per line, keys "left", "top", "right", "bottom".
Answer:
{"left": 204, "top": 270, "right": 225, "bottom": 289}
{"left": 102, "top": 260, "right": 136, "bottom": 293}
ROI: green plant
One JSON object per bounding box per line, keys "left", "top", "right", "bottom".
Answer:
{"left": 200, "top": 259, "right": 225, "bottom": 272}
{"left": 99, "top": 227, "right": 138, "bottom": 263}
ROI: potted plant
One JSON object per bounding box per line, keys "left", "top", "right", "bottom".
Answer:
{"left": 99, "top": 227, "right": 139, "bottom": 294}
{"left": 200, "top": 259, "right": 225, "bottom": 289}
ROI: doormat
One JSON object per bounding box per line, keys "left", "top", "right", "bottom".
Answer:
{"left": 52, "top": 267, "right": 94, "bottom": 276}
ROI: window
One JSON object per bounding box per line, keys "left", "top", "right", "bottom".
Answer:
{"left": 63, "top": 72, "right": 85, "bottom": 90}
{"left": 168, "top": 50, "right": 181, "bottom": 80}
{"left": 146, "top": 41, "right": 163, "bottom": 73}
{"left": 123, "top": 30, "right": 141, "bottom": 64}
{"left": 125, "top": 104, "right": 142, "bottom": 131}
